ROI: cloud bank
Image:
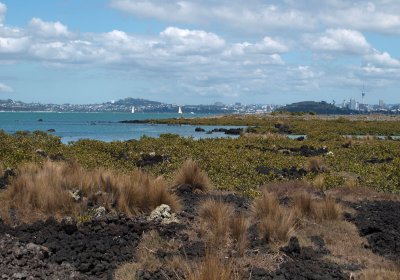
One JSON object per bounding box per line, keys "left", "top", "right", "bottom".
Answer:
{"left": 0, "top": 0, "right": 399, "bottom": 102}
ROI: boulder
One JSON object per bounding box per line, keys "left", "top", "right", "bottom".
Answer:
{"left": 149, "top": 204, "right": 179, "bottom": 224}
{"left": 35, "top": 149, "right": 48, "bottom": 158}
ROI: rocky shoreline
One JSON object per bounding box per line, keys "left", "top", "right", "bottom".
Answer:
{"left": 1, "top": 182, "right": 399, "bottom": 279}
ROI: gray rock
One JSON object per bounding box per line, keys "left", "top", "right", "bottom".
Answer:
{"left": 149, "top": 204, "right": 179, "bottom": 224}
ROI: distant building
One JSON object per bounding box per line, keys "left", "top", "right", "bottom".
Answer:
{"left": 214, "top": 101, "right": 224, "bottom": 107}
{"left": 379, "top": 99, "right": 385, "bottom": 109}
{"left": 349, "top": 98, "right": 357, "bottom": 110}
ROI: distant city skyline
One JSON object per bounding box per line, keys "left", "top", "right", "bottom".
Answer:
{"left": 0, "top": 0, "right": 399, "bottom": 105}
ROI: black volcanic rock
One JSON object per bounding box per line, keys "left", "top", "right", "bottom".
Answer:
{"left": 348, "top": 200, "right": 400, "bottom": 260}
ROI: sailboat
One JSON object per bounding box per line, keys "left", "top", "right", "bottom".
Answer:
{"left": 178, "top": 106, "right": 183, "bottom": 115}
{"left": 131, "top": 106, "right": 135, "bottom": 113}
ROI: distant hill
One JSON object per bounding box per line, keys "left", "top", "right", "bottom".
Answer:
{"left": 108, "top": 98, "right": 163, "bottom": 106}
{"left": 277, "top": 101, "right": 353, "bottom": 115}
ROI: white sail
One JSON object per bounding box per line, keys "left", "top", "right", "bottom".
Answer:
{"left": 131, "top": 106, "right": 135, "bottom": 113}
{"left": 178, "top": 106, "right": 183, "bottom": 114}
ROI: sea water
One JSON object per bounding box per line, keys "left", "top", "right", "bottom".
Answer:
{"left": 0, "top": 112, "right": 243, "bottom": 143}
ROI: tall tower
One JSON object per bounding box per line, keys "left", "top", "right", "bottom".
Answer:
{"left": 361, "top": 84, "right": 366, "bottom": 105}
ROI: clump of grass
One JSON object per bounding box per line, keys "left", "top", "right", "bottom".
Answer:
{"left": 0, "top": 161, "right": 181, "bottom": 223}
{"left": 184, "top": 254, "right": 235, "bottom": 280}
{"left": 116, "top": 172, "right": 181, "bottom": 215}
{"left": 252, "top": 191, "right": 296, "bottom": 243}
{"left": 293, "top": 192, "right": 313, "bottom": 217}
{"left": 357, "top": 269, "right": 400, "bottom": 280}
{"left": 114, "top": 263, "right": 141, "bottom": 280}
{"left": 343, "top": 177, "right": 359, "bottom": 188}
{"left": 313, "top": 174, "right": 325, "bottom": 191}
{"left": 230, "top": 213, "right": 249, "bottom": 255}
{"left": 293, "top": 192, "right": 341, "bottom": 221}
{"left": 199, "top": 198, "right": 234, "bottom": 249}
{"left": 251, "top": 191, "right": 280, "bottom": 220}
{"left": 317, "top": 196, "right": 341, "bottom": 220}
{"left": 306, "top": 157, "right": 328, "bottom": 173}
{"left": 173, "top": 159, "right": 211, "bottom": 192}
{"left": 2, "top": 162, "right": 75, "bottom": 218}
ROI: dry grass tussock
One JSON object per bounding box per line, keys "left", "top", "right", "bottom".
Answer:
{"left": 356, "top": 269, "right": 400, "bottom": 280}
{"left": 184, "top": 254, "right": 236, "bottom": 280}
{"left": 173, "top": 159, "right": 211, "bottom": 192}
{"left": 293, "top": 192, "right": 341, "bottom": 221}
{"left": 199, "top": 198, "right": 234, "bottom": 249}
{"left": 306, "top": 157, "right": 328, "bottom": 173}
{"left": 312, "top": 174, "right": 325, "bottom": 191}
{"left": 0, "top": 161, "right": 180, "bottom": 223}
{"left": 252, "top": 191, "right": 296, "bottom": 243}
{"left": 230, "top": 213, "right": 249, "bottom": 255}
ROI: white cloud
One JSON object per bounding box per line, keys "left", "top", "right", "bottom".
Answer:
{"left": 0, "top": 82, "right": 13, "bottom": 93}
{"left": 307, "top": 29, "right": 371, "bottom": 55}
{"left": 160, "top": 27, "right": 225, "bottom": 54}
{"left": 110, "top": 0, "right": 400, "bottom": 35}
{"left": 0, "top": 36, "right": 30, "bottom": 53}
{"left": 110, "top": 0, "right": 316, "bottom": 33}
{"left": 29, "top": 18, "right": 70, "bottom": 37}
{"left": 365, "top": 51, "right": 400, "bottom": 68}
{"left": 321, "top": 2, "right": 400, "bottom": 35}
{"left": 225, "top": 37, "right": 288, "bottom": 57}
{"left": 0, "top": 2, "right": 6, "bottom": 24}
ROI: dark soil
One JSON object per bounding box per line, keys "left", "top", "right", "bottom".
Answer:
{"left": 347, "top": 200, "right": 400, "bottom": 261}
{"left": 136, "top": 154, "right": 170, "bottom": 167}
{"left": 0, "top": 168, "right": 15, "bottom": 189}
{"left": 274, "top": 123, "right": 292, "bottom": 134}
{"left": 0, "top": 215, "right": 151, "bottom": 279}
{"left": 244, "top": 144, "right": 329, "bottom": 157}
{"left": 209, "top": 128, "right": 243, "bottom": 135}
{"left": 364, "top": 157, "right": 394, "bottom": 164}
{"left": 256, "top": 165, "right": 308, "bottom": 180}
{"left": 250, "top": 236, "right": 348, "bottom": 280}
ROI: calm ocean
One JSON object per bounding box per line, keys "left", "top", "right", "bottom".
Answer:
{"left": 0, "top": 112, "right": 242, "bottom": 143}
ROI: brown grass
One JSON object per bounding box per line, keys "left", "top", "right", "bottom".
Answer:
{"left": 199, "top": 198, "right": 234, "bottom": 249}
{"left": 293, "top": 192, "right": 341, "bottom": 221}
{"left": 0, "top": 161, "right": 181, "bottom": 223}
{"left": 297, "top": 218, "right": 397, "bottom": 278}
{"left": 356, "top": 269, "right": 400, "bottom": 280}
{"left": 315, "top": 196, "right": 341, "bottom": 221}
{"left": 343, "top": 177, "right": 359, "bottom": 188}
{"left": 326, "top": 186, "right": 400, "bottom": 203}
{"left": 252, "top": 191, "right": 296, "bottom": 243}
{"left": 306, "top": 157, "right": 328, "bottom": 173}
{"left": 184, "top": 254, "right": 236, "bottom": 280}
{"left": 230, "top": 213, "right": 249, "bottom": 255}
{"left": 114, "top": 262, "right": 140, "bottom": 280}
{"left": 312, "top": 174, "right": 325, "bottom": 191}
{"left": 263, "top": 181, "right": 313, "bottom": 199}
{"left": 251, "top": 191, "right": 280, "bottom": 220}
{"left": 173, "top": 159, "right": 211, "bottom": 192}
{"left": 293, "top": 192, "right": 314, "bottom": 217}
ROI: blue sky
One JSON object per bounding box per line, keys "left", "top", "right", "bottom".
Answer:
{"left": 0, "top": 0, "right": 399, "bottom": 105}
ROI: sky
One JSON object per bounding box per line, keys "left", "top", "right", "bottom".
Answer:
{"left": 0, "top": 0, "right": 399, "bottom": 105}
